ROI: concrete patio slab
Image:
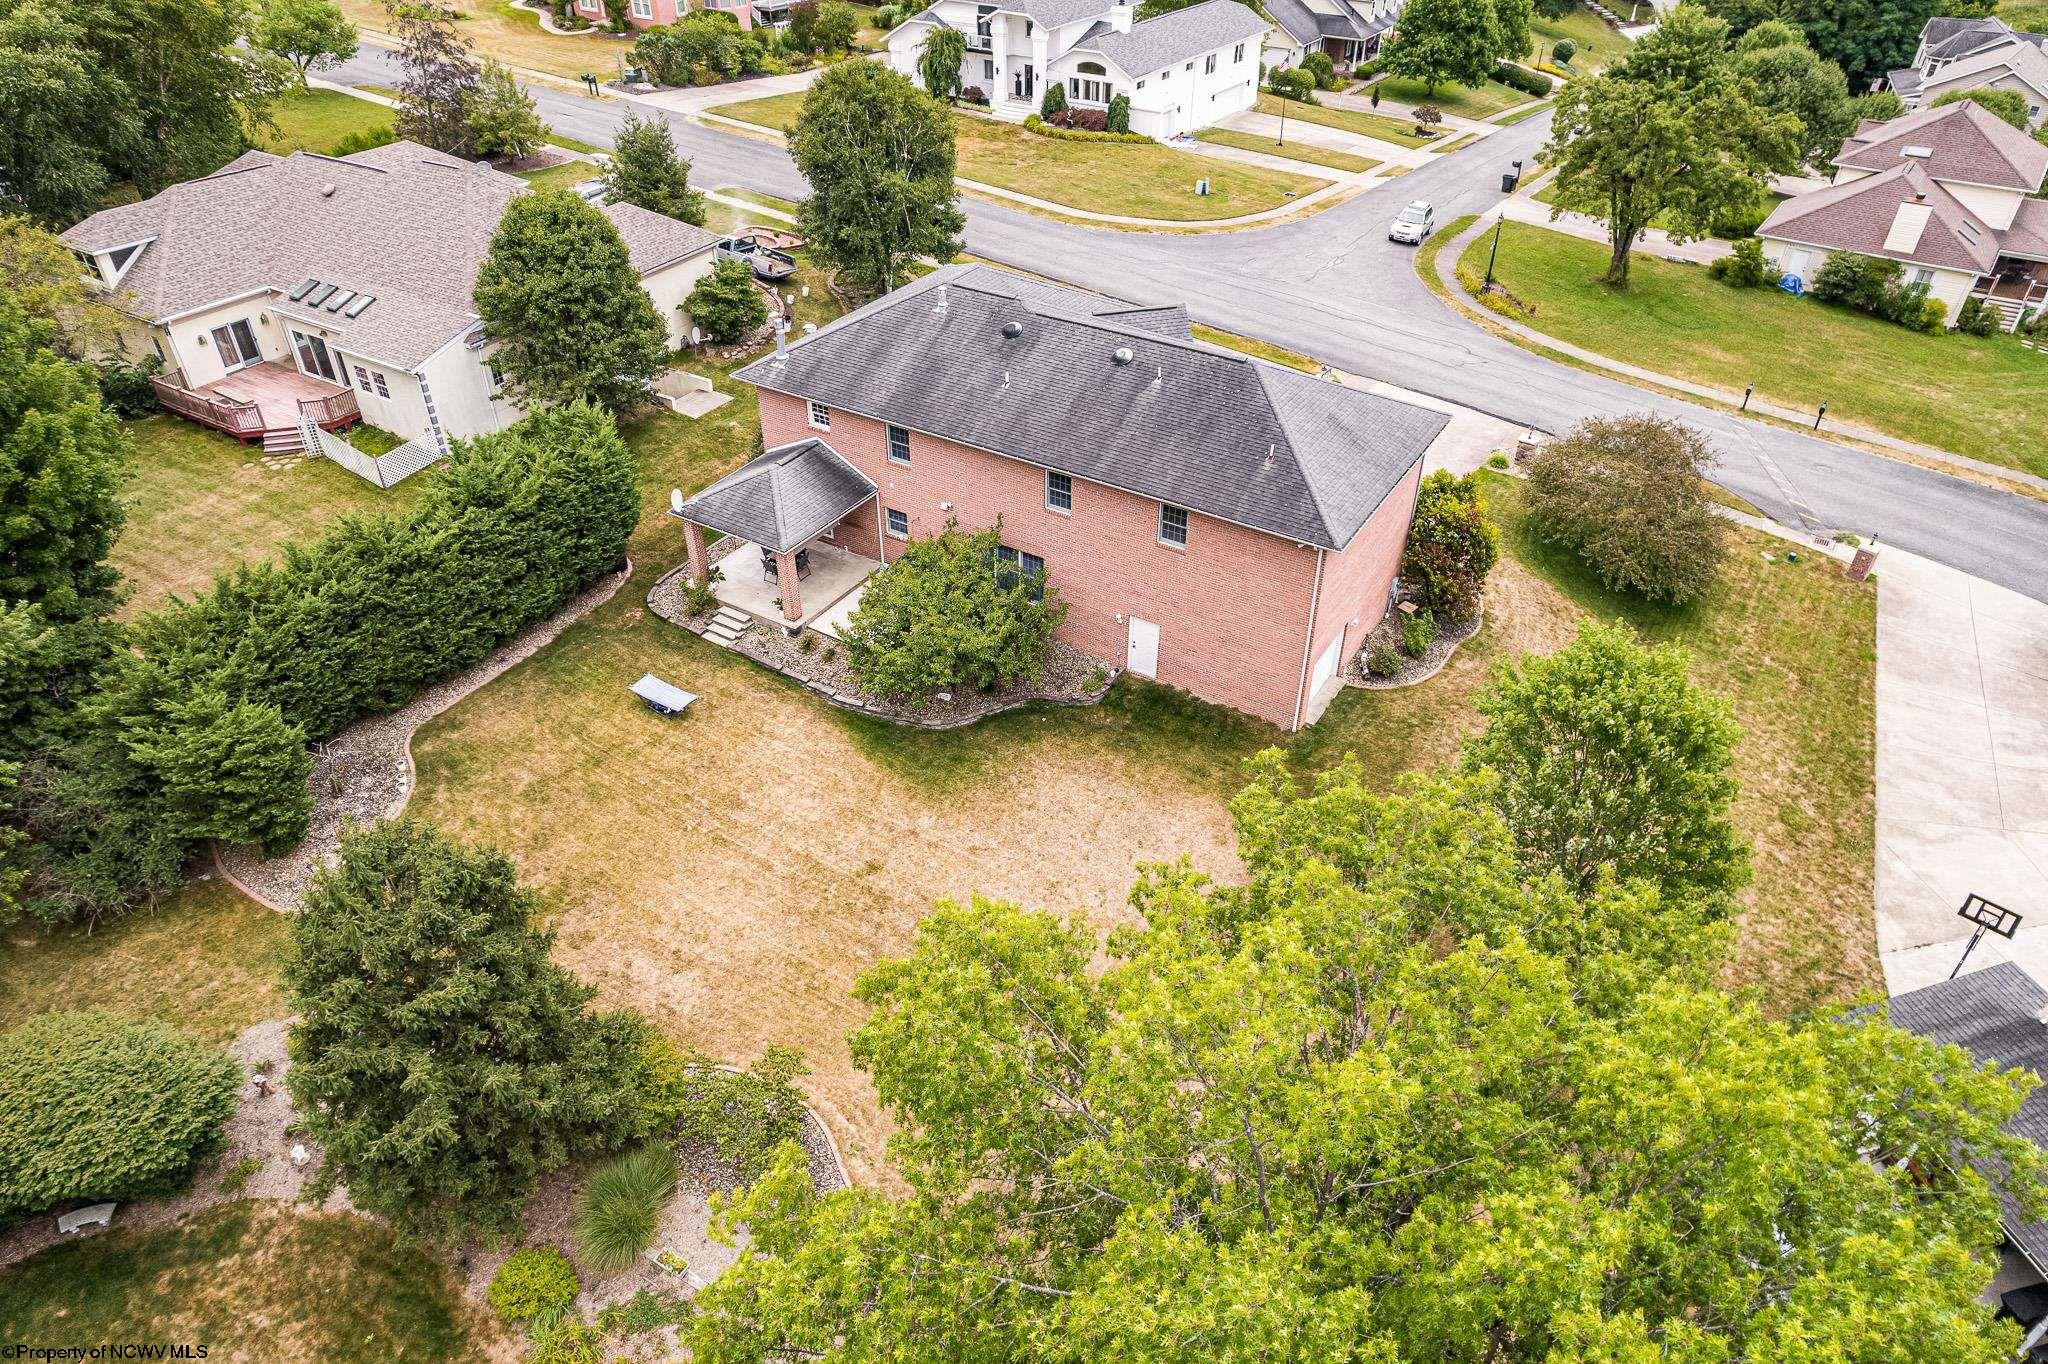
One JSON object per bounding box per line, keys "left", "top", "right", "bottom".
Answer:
{"left": 710, "top": 536, "right": 876, "bottom": 630}
{"left": 1875, "top": 547, "right": 2048, "bottom": 993}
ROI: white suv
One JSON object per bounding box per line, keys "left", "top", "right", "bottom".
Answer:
{"left": 1388, "top": 200, "right": 1434, "bottom": 245}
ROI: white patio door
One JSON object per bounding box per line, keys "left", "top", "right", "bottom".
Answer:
{"left": 290, "top": 329, "right": 339, "bottom": 383}
{"left": 1126, "top": 617, "right": 1159, "bottom": 679}
{"left": 210, "top": 318, "right": 262, "bottom": 372}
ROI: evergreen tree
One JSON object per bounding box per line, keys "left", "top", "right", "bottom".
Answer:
{"left": 464, "top": 59, "right": 546, "bottom": 160}
{"left": 388, "top": 0, "right": 479, "bottom": 156}
{"left": 119, "top": 684, "right": 312, "bottom": 852}
{"left": 917, "top": 24, "right": 966, "bottom": 100}
{"left": 285, "top": 821, "right": 648, "bottom": 1241}
{"left": 601, "top": 114, "right": 707, "bottom": 224}
{"left": 686, "top": 258, "right": 768, "bottom": 343}
{"left": 790, "top": 62, "right": 964, "bottom": 295}
{"left": 252, "top": 0, "right": 359, "bottom": 87}
{"left": 1379, "top": 0, "right": 1503, "bottom": 94}
{"left": 475, "top": 187, "right": 670, "bottom": 410}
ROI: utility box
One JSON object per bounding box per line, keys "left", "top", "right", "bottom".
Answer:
{"left": 1194, "top": 179, "right": 1210, "bottom": 196}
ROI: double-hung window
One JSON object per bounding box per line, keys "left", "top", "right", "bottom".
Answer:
{"left": 630, "top": 0, "right": 651, "bottom": 17}
{"left": 1158, "top": 503, "right": 1188, "bottom": 547}
{"left": 1234, "top": 42, "right": 1244, "bottom": 62}
{"left": 993, "top": 545, "right": 1046, "bottom": 599}
{"left": 1204, "top": 53, "right": 1217, "bottom": 75}
{"left": 807, "top": 399, "right": 831, "bottom": 430}
{"left": 887, "top": 424, "right": 911, "bottom": 465}
{"left": 1045, "top": 470, "right": 1072, "bottom": 513}
{"left": 886, "top": 507, "right": 910, "bottom": 538}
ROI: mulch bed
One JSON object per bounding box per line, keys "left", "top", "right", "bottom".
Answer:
{"left": 647, "top": 564, "right": 1116, "bottom": 728}
{"left": 1346, "top": 600, "right": 1484, "bottom": 690}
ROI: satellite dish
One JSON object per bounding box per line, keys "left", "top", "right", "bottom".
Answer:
{"left": 670, "top": 489, "right": 684, "bottom": 515}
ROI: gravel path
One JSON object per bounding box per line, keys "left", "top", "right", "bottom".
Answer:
{"left": 217, "top": 565, "right": 632, "bottom": 910}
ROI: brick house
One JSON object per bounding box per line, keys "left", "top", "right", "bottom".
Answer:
{"left": 675, "top": 265, "right": 1448, "bottom": 729}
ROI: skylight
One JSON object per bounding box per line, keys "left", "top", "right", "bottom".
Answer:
{"left": 288, "top": 277, "right": 320, "bottom": 301}
{"left": 324, "top": 289, "right": 355, "bottom": 312}
{"left": 342, "top": 294, "right": 375, "bottom": 318}
{"left": 306, "top": 283, "right": 338, "bottom": 306}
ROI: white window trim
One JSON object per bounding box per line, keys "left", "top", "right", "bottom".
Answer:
{"left": 887, "top": 424, "right": 911, "bottom": 465}
{"left": 1158, "top": 502, "right": 1188, "bottom": 548}
{"left": 885, "top": 507, "right": 910, "bottom": 539}
{"left": 807, "top": 399, "right": 831, "bottom": 430}
{"left": 1045, "top": 470, "right": 1071, "bottom": 514}
{"left": 631, "top": 0, "right": 651, "bottom": 15}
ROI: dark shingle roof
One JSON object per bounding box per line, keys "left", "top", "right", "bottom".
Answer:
{"left": 1759, "top": 161, "right": 2002, "bottom": 274}
{"left": 1881, "top": 963, "right": 2048, "bottom": 1270}
{"left": 1072, "top": 0, "right": 1269, "bottom": 76}
{"left": 734, "top": 264, "right": 1445, "bottom": 550}
{"left": 677, "top": 438, "right": 877, "bottom": 552}
{"left": 1837, "top": 99, "right": 2048, "bottom": 192}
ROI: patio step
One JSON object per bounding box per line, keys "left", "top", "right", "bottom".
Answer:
{"left": 262, "top": 429, "right": 306, "bottom": 456}
{"left": 710, "top": 607, "right": 752, "bottom": 633}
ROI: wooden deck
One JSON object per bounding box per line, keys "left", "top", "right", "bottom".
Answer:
{"left": 197, "top": 362, "right": 349, "bottom": 431}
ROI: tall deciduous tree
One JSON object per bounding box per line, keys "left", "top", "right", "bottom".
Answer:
{"left": 285, "top": 821, "right": 648, "bottom": 1241}
{"left": 1735, "top": 20, "right": 1855, "bottom": 167}
{"left": 790, "top": 62, "right": 964, "bottom": 295}
{"left": 1932, "top": 85, "right": 2034, "bottom": 131}
{"left": 1463, "top": 619, "right": 1749, "bottom": 905}
{"left": 464, "top": 58, "right": 546, "bottom": 160}
{"left": 388, "top": 0, "right": 478, "bottom": 156}
{"left": 918, "top": 24, "right": 966, "bottom": 100}
{"left": 813, "top": 0, "right": 860, "bottom": 51}
{"left": 1379, "top": 0, "right": 1503, "bottom": 94}
{"left": 686, "top": 751, "right": 2040, "bottom": 1362}
{"left": 475, "top": 187, "right": 670, "bottom": 410}
{"left": 0, "top": 9, "right": 141, "bottom": 225}
{"left": 601, "top": 114, "right": 706, "bottom": 224}
{"left": 1543, "top": 4, "right": 1799, "bottom": 284}
{"left": 252, "top": 0, "right": 358, "bottom": 86}
{"left": 685, "top": 258, "right": 767, "bottom": 343}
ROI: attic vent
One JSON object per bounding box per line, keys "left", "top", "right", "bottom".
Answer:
{"left": 1959, "top": 219, "right": 1981, "bottom": 243}
{"left": 319, "top": 183, "right": 337, "bottom": 197}
{"left": 1111, "top": 346, "right": 1134, "bottom": 365}
{"left": 1902, "top": 144, "right": 1934, "bottom": 158}
{"left": 1001, "top": 320, "right": 1024, "bottom": 338}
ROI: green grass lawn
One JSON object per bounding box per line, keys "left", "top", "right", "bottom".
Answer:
{"left": 516, "top": 158, "right": 600, "bottom": 191}
{"left": 1493, "top": 100, "right": 1554, "bottom": 125}
{"left": 2000, "top": 0, "right": 2048, "bottom": 29}
{"left": 709, "top": 95, "right": 1329, "bottom": 221}
{"left": 1530, "top": 0, "right": 1633, "bottom": 72}
{"left": 1195, "top": 128, "right": 1381, "bottom": 174}
{"left": 1190, "top": 323, "right": 1324, "bottom": 371}
{"left": 1533, "top": 178, "right": 1784, "bottom": 238}
{"left": 0, "top": 1201, "right": 501, "bottom": 1359}
{"left": 1254, "top": 92, "right": 1437, "bottom": 148}
{"left": 112, "top": 417, "right": 428, "bottom": 618}
{"left": 1371, "top": 75, "right": 1534, "bottom": 118}
{"left": 248, "top": 86, "right": 392, "bottom": 155}
{"left": 1460, "top": 222, "right": 2048, "bottom": 478}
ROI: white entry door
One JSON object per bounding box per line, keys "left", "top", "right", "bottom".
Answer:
{"left": 1126, "top": 617, "right": 1159, "bottom": 679}
{"left": 1311, "top": 633, "right": 1343, "bottom": 693}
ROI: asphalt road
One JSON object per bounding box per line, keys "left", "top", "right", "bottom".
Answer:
{"left": 335, "top": 49, "right": 2048, "bottom": 600}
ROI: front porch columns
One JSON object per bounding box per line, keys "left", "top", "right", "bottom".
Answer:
{"left": 775, "top": 549, "right": 803, "bottom": 633}
{"left": 684, "top": 521, "right": 710, "bottom": 585}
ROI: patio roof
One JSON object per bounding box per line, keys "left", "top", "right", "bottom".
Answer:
{"left": 677, "top": 438, "right": 875, "bottom": 553}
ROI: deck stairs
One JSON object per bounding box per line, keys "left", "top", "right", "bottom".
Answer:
{"left": 703, "top": 606, "right": 752, "bottom": 646}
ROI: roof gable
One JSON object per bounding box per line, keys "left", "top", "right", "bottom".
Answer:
{"left": 1761, "top": 161, "right": 2001, "bottom": 273}
{"left": 1835, "top": 100, "right": 2048, "bottom": 192}
{"left": 1071, "top": 0, "right": 1268, "bottom": 76}
{"left": 678, "top": 438, "right": 877, "bottom": 552}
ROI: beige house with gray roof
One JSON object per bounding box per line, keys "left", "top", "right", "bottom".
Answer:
{"left": 61, "top": 141, "right": 722, "bottom": 464}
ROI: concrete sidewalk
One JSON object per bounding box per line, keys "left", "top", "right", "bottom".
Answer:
{"left": 1875, "top": 549, "right": 2048, "bottom": 994}
{"left": 1498, "top": 193, "right": 1731, "bottom": 265}
{"left": 624, "top": 66, "right": 827, "bottom": 115}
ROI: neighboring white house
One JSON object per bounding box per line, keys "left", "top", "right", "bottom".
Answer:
{"left": 1889, "top": 17, "right": 2048, "bottom": 129}
{"left": 1756, "top": 100, "right": 2048, "bottom": 329}
{"left": 888, "top": 0, "right": 1267, "bottom": 139}
{"left": 1261, "top": 0, "right": 1404, "bottom": 73}
{"left": 59, "top": 141, "right": 723, "bottom": 458}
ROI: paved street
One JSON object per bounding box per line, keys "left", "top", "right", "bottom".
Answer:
{"left": 331, "top": 48, "right": 2048, "bottom": 601}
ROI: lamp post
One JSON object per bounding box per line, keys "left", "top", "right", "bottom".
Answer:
{"left": 1483, "top": 213, "right": 1506, "bottom": 290}
{"left": 1277, "top": 85, "right": 1287, "bottom": 147}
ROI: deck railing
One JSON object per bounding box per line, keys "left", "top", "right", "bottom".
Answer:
{"left": 151, "top": 368, "right": 265, "bottom": 436}
{"left": 297, "top": 388, "right": 361, "bottom": 427}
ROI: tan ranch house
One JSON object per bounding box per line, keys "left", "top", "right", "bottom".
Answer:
{"left": 59, "top": 140, "right": 722, "bottom": 469}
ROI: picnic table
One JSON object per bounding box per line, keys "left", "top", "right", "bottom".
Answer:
{"left": 630, "top": 674, "right": 698, "bottom": 716}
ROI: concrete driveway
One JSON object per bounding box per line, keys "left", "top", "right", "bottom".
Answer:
{"left": 1876, "top": 548, "right": 2048, "bottom": 993}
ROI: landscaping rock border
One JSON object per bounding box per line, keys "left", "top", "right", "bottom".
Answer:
{"left": 215, "top": 563, "right": 634, "bottom": 912}
{"left": 648, "top": 564, "right": 1118, "bottom": 729}
{"left": 1346, "top": 599, "right": 1485, "bottom": 690}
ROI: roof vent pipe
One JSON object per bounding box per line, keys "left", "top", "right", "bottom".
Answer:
{"left": 1152, "top": 365, "right": 1163, "bottom": 388}
{"left": 1002, "top": 319, "right": 1024, "bottom": 338}
{"left": 773, "top": 321, "right": 789, "bottom": 361}
{"left": 934, "top": 284, "right": 949, "bottom": 315}
{"left": 1112, "top": 346, "right": 1134, "bottom": 365}
{"left": 320, "top": 184, "right": 337, "bottom": 197}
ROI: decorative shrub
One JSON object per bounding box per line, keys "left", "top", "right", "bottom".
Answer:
{"left": 0, "top": 1010, "right": 239, "bottom": 1218}
{"left": 1918, "top": 297, "right": 1948, "bottom": 334}
{"left": 1811, "top": 251, "right": 1941, "bottom": 330}
{"left": 838, "top": 521, "right": 1069, "bottom": 704}
{"left": 489, "top": 1248, "right": 581, "bottom": 1322}
{"left": 961, "top": 84, "right": 988, "bottom": 104}
{"left": 527, "top": 1316, "right": 607, "bottom": 1364}
{"left": 678, "top": 568, "right": 723, "bottom": 618}
{"left": 597, "top": 1289, "right": 694, "bottom": 1336}
{"left": 1709, "top": 237, "right": 1774, "bottom": 288}
{"left": 1488, "top": 452, "right": 1510, "bottom": 470}
{"left": 638, "top": 1039, "right": 812, "bottom": 1183}
{"left": 1045, "top": 106, "right": 1108, "bottom": 132}
{"left": 1400, "top": 470, "right": 1498, "bottom": 621}
{"left": 1367, "top": 645, "right": 1402, "bottom": 678}
{"left": 1302, "top": 50, "right": 1336, "bottom": 89}
{"left": 1551, "top": 38, "right": 1576, "bottom": 64}
{"left": 1268, "top": 68, "right": 1317, "bottom": 102}
{"left": 686, "top": 258, "right": 769, "bottom": 342}
{"left": 1494, "top": 62, "right": 1551, "bottom": 97}
{"left": 1414, "top": 103, "right": 1444, "bottom": 127}
{"left": 95, "top": 354, "right": 163, "bottom": 417}
{"left": 329, "top": 126, "right": 397, "bottom": 156}
{"left": 1023, "top": 114, "right": 1147, "bottom": 142}
{"left": 1039, "top": 81, "right": 1067, "bottom": 120}
{"left": 1956, "top": 295, "right": 1999, "bottom": 336}
{"left": 1106, "top": 92, "right": 1130, "bottom": 133}
{"left": 1525, "top": 414, "right": 1725, "bottom": 605}
{"left": 575, "top": 1145, "right": 679, "bottom": 1276}
{"left": 1401, "top": 609, "right": 1439, "bottom": 657}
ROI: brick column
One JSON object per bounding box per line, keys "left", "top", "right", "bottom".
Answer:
{"left": 775, "top": 549, "right": 803, "bottom": 632}
{"left": 684, "top": 521, "right": 710, "bottom": 585}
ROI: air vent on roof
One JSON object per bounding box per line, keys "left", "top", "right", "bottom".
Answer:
{"left": 324, "top": 289, "right": 356, "bottom": 313}
{"left": 1902, "top": 144, "right": 1935, "bottom": 158}
{"left": 306, "top": 283, "right": 338, "bottom": 307}
{"left": 320, "top": 183, "right": 337, "bottom": 197}
{"left": 1112, "top": 346, "right": 1134, "bottom": 365}
{"left": 342, "top": 294, "right": 375, "bottom": 318}
{"left": 289, "top": 278, "right": 320, "bottom": 301}
{"left": 1001, "top": 320, "right": 1023, "bottom": 338}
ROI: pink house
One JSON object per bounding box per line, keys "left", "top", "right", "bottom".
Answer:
{"left": 679, "top": 265, "right": 1446, "bottom": 730}
{"left": 569, "top": 0, "right": 683, "bottom": 29}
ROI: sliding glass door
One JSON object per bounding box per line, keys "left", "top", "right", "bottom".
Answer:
{"left": 209, "top": 318, "right": 262, "bottom": 372}
{"left": 289, "top": 328, "right": 340, "bottom": 383}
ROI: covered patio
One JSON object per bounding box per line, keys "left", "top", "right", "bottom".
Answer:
{"left": 670, "top": 437, "right": 880, "bottom": 633}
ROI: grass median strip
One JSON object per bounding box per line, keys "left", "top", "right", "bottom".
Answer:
{"left": 1254, "top": 92, "right": 1435, "bottom": 148}
{"left": 1459, "top": 221, "right": 2048, "bottom": 480}
{"left": 1194, "top": 128, "right": 1381, "bottom": 174}
{"left": 709, "top": 96, "right": 1330, "bottom": 221}
{"left": 1370, "top": 75, "right": 1531, "bottom": 119}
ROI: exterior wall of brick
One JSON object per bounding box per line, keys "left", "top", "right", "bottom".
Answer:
{"left": 1299, "top": 460, "right": 1424, "bottom": 724}
{"left": 759, "top": 387, "right": 1419, "bottom": 730}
